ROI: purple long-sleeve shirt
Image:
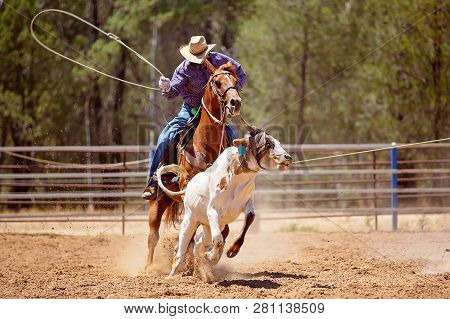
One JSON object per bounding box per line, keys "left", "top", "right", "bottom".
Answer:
{"left": 162, "top": 52, "right": 247, "bottom": 106}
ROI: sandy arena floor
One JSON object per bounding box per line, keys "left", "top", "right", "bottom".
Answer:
{"left": 0, "top": 231, "right": 448, "bottom": 298}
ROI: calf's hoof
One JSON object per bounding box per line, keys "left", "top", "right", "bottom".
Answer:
{"left": 204, "top": 250, "right": 220, "bottom": 264}
{"left": 226, "top": 241, "right": 242, "bottom": 258}
{"left": 166, "top": 270, "right": 179, "bottom": 279}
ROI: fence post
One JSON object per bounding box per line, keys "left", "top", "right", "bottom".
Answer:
{"left": 86, "top": 149, "right": 94, "bottom": 212}
{"left": 122, "top": 151, "right": 126, "bottom": 236}
{"left": 372, "top": 152, "right": 378, "bottom": 231}
{"left": 390, "top": 143, "right": 398, "bottom": 231}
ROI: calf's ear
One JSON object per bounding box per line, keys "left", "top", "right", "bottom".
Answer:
{"left": 233, "top": 138, "right": 249, "bottom": 147}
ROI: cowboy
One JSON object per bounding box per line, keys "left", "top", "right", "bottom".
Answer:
{"left": 142, "top": 36, "right": 247, "bottom": 200}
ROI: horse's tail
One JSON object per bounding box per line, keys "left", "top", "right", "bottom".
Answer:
{"left": 164, "top": 200, "right": 182, "bottom": 226}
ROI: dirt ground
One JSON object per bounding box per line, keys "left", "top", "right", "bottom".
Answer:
{"left": 0, "top": 229, "right": 449, "bottom": 299}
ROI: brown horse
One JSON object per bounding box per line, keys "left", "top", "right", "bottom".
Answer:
{"left": 145, "top": 60, "right": 254, "bottom": 272}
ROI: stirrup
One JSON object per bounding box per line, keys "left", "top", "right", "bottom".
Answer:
{"left": 141, "top": 185, "right": 161, "bottom": 201}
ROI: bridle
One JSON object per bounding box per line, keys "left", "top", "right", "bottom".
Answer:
{"left": 210, "top": 71, "right": 240, "bottom": 105}
{"left": 201, "top": 70, "right": 240, "bottom": 153}
{"left": 201, "top": 71, "right": 240, "bottom": 126}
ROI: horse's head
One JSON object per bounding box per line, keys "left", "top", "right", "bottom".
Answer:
{"left": 204, "top": 60, "right": 242, "bottom": 118}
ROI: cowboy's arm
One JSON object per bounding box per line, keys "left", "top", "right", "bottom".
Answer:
{"left": 161, "top": 63, "right": 188, "bottom": 99}
{"left": 215, "top": 52, "right": 247, "bottom": 90}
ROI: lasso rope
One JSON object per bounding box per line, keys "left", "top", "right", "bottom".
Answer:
{"left": 292, "top": 137, "right": 450, "bottom": 165}
{"left": 30, "top": 9, "right": 164, "bottom": 90}
{"left": 1, "top": 150, "right": 149, "bottom": 168}
{"left": 17, "top": 10, "right": 450, "bottom": 168}
{"left": 2, "top": 137, "right": 448, "bottom": 168}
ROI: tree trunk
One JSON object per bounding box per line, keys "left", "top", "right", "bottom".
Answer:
{"left": 0, "top": 117, "right": 6, "bottom": 148}
{"left": 108, "top": 47, "right": 126, "bottom": 163}
{"left": 86, "top": 0, "right": 105, "bottom": 162}
{"left": 431, "top": 2, "right": 444, "bottom": 140}
{"left": 87, "top": 0, "right": 99, "bottom": 45}
{"left": 431, "top": 2, "right": 445, "bottom": 207}
{"left": 149, "top": 26, "right": 159, "bottom": 129}
{"left": 297, "top": 25, "right": 309, "bottom": 144}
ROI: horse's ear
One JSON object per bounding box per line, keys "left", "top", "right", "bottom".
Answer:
{"left": 221, "top": 61, "right": 236, "bottom": 75}
{"left": 232, "top": 138, "right": 249, "bottom": 148}
{"left": 202, "top": 58, "right": 216, "bottom": 75}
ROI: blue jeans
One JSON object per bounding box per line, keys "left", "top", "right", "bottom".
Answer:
{"left": 147, "top": 103, "right": 236, "bottom": 186}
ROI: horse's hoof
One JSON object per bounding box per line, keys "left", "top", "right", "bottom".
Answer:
{"left": 226, "top": 244, "right": 240, "bottom": 258}
{"left": 197, "top": 264, "right": 215, "bottom": 283}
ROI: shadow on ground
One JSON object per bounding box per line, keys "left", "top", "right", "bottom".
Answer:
{"left": 253, "top": 271, "right": 309, "bottom": 280}
{"left": 218, "top": 279, "right": 281, "bottom": 289}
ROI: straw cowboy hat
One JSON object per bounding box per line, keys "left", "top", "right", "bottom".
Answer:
{"left": 179, "top": 36, "right": 216, "bottom": 64}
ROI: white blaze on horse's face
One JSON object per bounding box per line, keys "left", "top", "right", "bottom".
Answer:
{"left": 225, "top": 84, "right": 241, "bottom": 118}
{"left": 258, "top": 134, "right": 292, "bottom": 171}
{"left": 214, "top": 72, "right": 241, "bottom": 118}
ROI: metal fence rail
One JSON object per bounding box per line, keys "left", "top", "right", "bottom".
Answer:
{"left": 1, "top": 143, "right": 449, "bottom": 233}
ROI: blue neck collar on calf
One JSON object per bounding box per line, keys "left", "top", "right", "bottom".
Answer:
{"left": 238, "top": 144, "right": 247, "bottom": 156}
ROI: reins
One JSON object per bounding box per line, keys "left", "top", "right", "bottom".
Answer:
{"left": 201, "top": 97, "right": 224, "bottom": 125}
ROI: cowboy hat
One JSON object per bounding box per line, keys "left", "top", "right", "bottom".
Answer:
{"left": 179, "top": 36, "right": 216, "bottom": 64}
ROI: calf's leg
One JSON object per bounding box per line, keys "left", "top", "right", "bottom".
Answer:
{"left": 194, "top": 226, "right": 215, "bottom": 282}
{"left": 227, "top": 199, "right": 255, "bottom": 258}
{"left": 168, "top": 211, "right": 198, "bottom": 277}
{"left": 205, "top": 207, "right": 224, "bottom": 263}
{"left": 222, "top": 224, "right": 230, "bottom": 241}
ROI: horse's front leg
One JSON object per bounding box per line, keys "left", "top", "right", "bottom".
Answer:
{"left": 226, "top": 198, "right": 255, "bottom": 258}
{"left": 145, "top": 198, "right": 168, "bottom": 273}
{"left": 204, "top": 206, "right": 223, "bottom": 264}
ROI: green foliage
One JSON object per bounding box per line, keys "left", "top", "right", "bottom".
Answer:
{"left": 0, "top": 0, "right": 448, "bottom": 159}
{"left": 236, "top": 0, "right": 449, "bottom": 143}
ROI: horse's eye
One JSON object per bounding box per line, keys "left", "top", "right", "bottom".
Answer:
{"left": 215, "top": 81, "right": 221, "bottom": 89}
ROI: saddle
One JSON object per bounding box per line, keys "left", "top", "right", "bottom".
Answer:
{"left": 177, "top": 109, "right": 232, "bottom": 173}
{"left": 155, "top": 111, "right": 206, "bottom": 176}
{"left": 156, "top": 106, "right": 233, "bottom": 189}
{"left": 177, "top": 114, "right": 206, "bottom": 170}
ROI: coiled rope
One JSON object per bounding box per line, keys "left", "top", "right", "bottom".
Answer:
{"left": 30, "top": 9, "right": 164, "bottom": 90}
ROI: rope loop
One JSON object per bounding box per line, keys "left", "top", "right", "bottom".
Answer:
{"left": 30, "top": 9, "right": 164, "bottom": 90}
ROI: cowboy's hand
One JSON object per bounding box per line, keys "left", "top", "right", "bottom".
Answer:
{"left": 159, "top": 76, "right": 170, "bottom": 92}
